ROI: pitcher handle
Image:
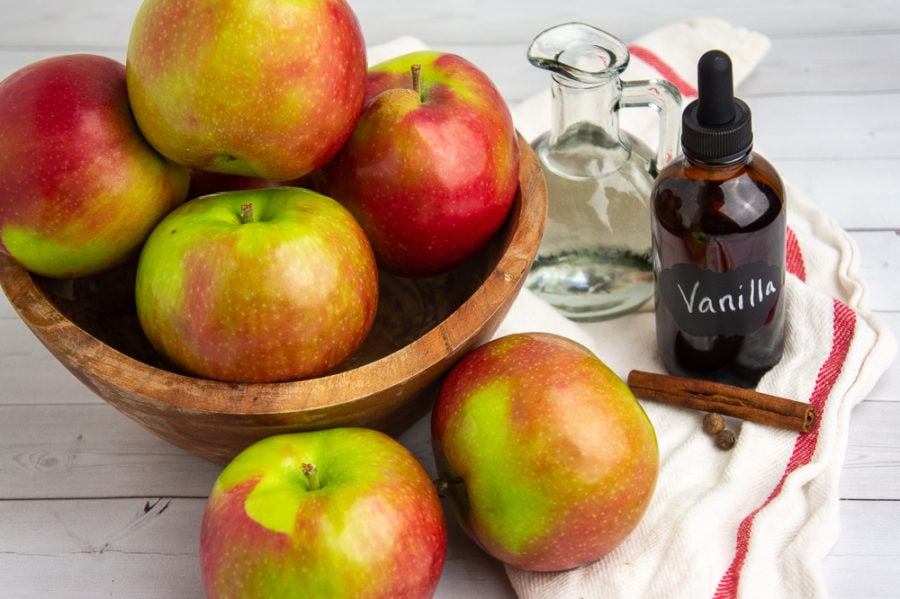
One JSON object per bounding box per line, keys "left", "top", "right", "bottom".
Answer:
{"left": 621, "top": 79, "right": 683, "bottom": 173}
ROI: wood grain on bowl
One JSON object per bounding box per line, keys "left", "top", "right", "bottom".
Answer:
{"left": 0, "top": 133, "right": 547, "bottom": 464}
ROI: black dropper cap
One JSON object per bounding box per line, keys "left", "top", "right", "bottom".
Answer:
{"left": 681, "top": 50, "right": 753, "bottom": 163}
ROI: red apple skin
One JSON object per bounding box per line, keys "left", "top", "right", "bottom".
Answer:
{"left": 431, "top": 332, "right": 659, "bottom": 571}
{"left": 0, "top": 54, "right": 189, "bottom": 278}
{"left": 126, "top": 0, "right": 367, "bottom": 181}
{"left": 200, "top": 428, "right": 447, "bottom": 599}
{"left": 135, "top": 187, "right": 378, "bottom": 383}
{"left": 317, "top": 51, "right": 519, "bottom": 277}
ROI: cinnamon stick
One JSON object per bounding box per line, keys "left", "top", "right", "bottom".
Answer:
{"left": 627, "top": 370, "right": 815, "bottom": 433}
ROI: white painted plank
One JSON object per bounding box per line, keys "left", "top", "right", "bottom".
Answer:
{"left": 3, "top": 496, "right": 897, "bottom": 599}
{"left": 776, "top": 159, "right": 900, "bottom": 230}
{"left": 0, "top": 402, "right": 430, "bottom": 501}
{"left": 0, "top": 358, "right": 897, "bottom": 501}
{"left": 443, "top": 30, "right": 900, "bottom": 106}
{"left": 0, "top": 404, "right": 220, "bottom": 499}
{"left": 850, "top": 231, "right": 900, "bottom": 313}
{"left": 750, "top": 92, "right": 900, "bottom": 161}
{"left": 0, "top": 497, "right": 203, "bottom": 599}
{"left": 1, "top": 480, "right": 896, "bottom": 598}
{"left": 354, "top": 1, "right": 900, "bottom": 45}
{"left": 4, "top": 390, "right": 898, "bottom": 504}
{"left": 825, "top": 500, "right": 900, "bottom": 599}
{"left": 2, "top": 0, "right": 899, "bottom": 48}
{"left": 858, "top": 313, "right": 900, "bottom": 404}
{"left": 0, "top": 311, "right": 102, "bottom": 406}
{"left": 4, "top": 28, "right": 897, "bottom": 106}
{"left": 841, "top": 400, "right": 900, "bottom": 500}
{"left": 0, "top": 0, "right": 140, "bottom": 48}
{"left": 744, "top": 32, "right": 900, "bottom": 95}
{"left": 0, "top": 496, "right": 514, "bottom": 598}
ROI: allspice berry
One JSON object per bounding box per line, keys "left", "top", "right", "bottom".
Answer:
{"left": 702, "top": 413, "right": 726, "bottom": 435}
{"left": 715, "top": 429, "right": 736, "bottom": 450}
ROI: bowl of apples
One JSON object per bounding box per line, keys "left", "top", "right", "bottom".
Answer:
{"left": 0, "top": 2, "right": 547, "bottom": 464}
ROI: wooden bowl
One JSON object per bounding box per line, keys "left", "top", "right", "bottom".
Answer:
{"left": 0, "top": 135, "right": 547, "bottom": 464}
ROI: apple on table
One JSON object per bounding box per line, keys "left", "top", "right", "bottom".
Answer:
{"left": 200, "top": 427, "right": 447, "bottom": 599}
{"left": 431, "top": 332, "right": 659, "bottom": 571}
{"left": 135, "top": 186, "right": 379, "bottom": 383}
{"left": 317, "top": 50, "right": 520, "bottom": 277}
{"left": 0, "top": 53, "right": 188, "bottom": 279}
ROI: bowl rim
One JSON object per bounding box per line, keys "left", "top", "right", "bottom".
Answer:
{"left": 0, "top": 132, "right": 547, "bottom": 417}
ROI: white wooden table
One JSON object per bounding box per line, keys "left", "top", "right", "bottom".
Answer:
{"left": 1, "top": 1, "right": 898, "bottom": 597}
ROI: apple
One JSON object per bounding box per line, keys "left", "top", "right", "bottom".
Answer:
{"left": 200, "top": 428, "right": 447, "bottom": 599}
{"left": 135, "top": 186, "right": 378, "bottom": 383}
{"left": 0, "top": 53, "right": 188, "bottom": 278}
{"left": 125, "top": 0, "right": 367, "bottom": 181}
{"left": 316, "top": 50, "right": 520, "bottom": 277}
{"left": 431, "top": 332, "right": 659, "bottom": 571}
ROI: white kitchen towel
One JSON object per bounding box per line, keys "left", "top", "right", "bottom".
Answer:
{"left": 368, "top": 21, "right": 896, "bottom": 598}
{"left": 490, "top": 17, "right": 898, "bottom": 599}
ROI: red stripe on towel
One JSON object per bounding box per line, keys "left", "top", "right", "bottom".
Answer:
{"left": 712, "top": 299, "right": 857, "bottom": 599}
{"left": 628, "top": 45, "right": 698, "bottom": 98}
{"left": 786, "top": 226, "right": 807, "bottom": 282}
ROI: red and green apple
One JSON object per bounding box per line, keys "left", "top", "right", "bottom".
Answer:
{"left": 135, "top": 186, "right": 378, "bottom": 383}
{"left": 200, "top": 428, "right": 447, "bottom": 599}
{"left": 0, "top": 53, "right": 188, "bottom": 278}
{"left": 317, "top": 50, "right": 520, "bottom": 277}
{"left": 126, "top": 0, "right": 367, "bottom": 181}
{"left": 431, "top": 332, "right": 659, "bottom": 571}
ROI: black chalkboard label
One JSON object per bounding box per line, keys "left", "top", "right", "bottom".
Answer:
{"left": 658, "top": 261, "right": 783, "bottom": 336}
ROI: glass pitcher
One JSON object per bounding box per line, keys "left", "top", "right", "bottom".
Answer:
{"left": 525, "top": 22, "right": 682, "bottom": 321}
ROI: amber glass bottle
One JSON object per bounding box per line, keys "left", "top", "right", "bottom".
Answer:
{"left": 651, "top": 50, "right": 786, "bottom": 388}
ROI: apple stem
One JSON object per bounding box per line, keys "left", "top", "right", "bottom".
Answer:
{"left": 302, "top": 463, "right": 321, "bottom": 491}
{"left": 411, "top": 63, "right": 422, "bottom": 98}
{"left": 240, "top": 203, "right": 255, "bottom": 224}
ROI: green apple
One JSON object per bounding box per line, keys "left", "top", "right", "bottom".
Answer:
{"left": 317, "top": 51, "right": 520, "bottom": 277}
{"left": 200, "top": 428, "right": 447, "bottom": 599}
{"left": 0, "top": 54, "right": 188, "bottom": 278}
{"left": 126, "top": 0, "right": 367, "bottom": 181}
{"left": 431, "top": 332, "right": 659, "bottom": 571}
{"left": 135, "top": 187, "right": 378, "bottom": 383}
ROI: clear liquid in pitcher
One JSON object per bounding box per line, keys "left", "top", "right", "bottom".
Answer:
{"left": 526, "top": 123, "right": 657, "bottom": 320}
